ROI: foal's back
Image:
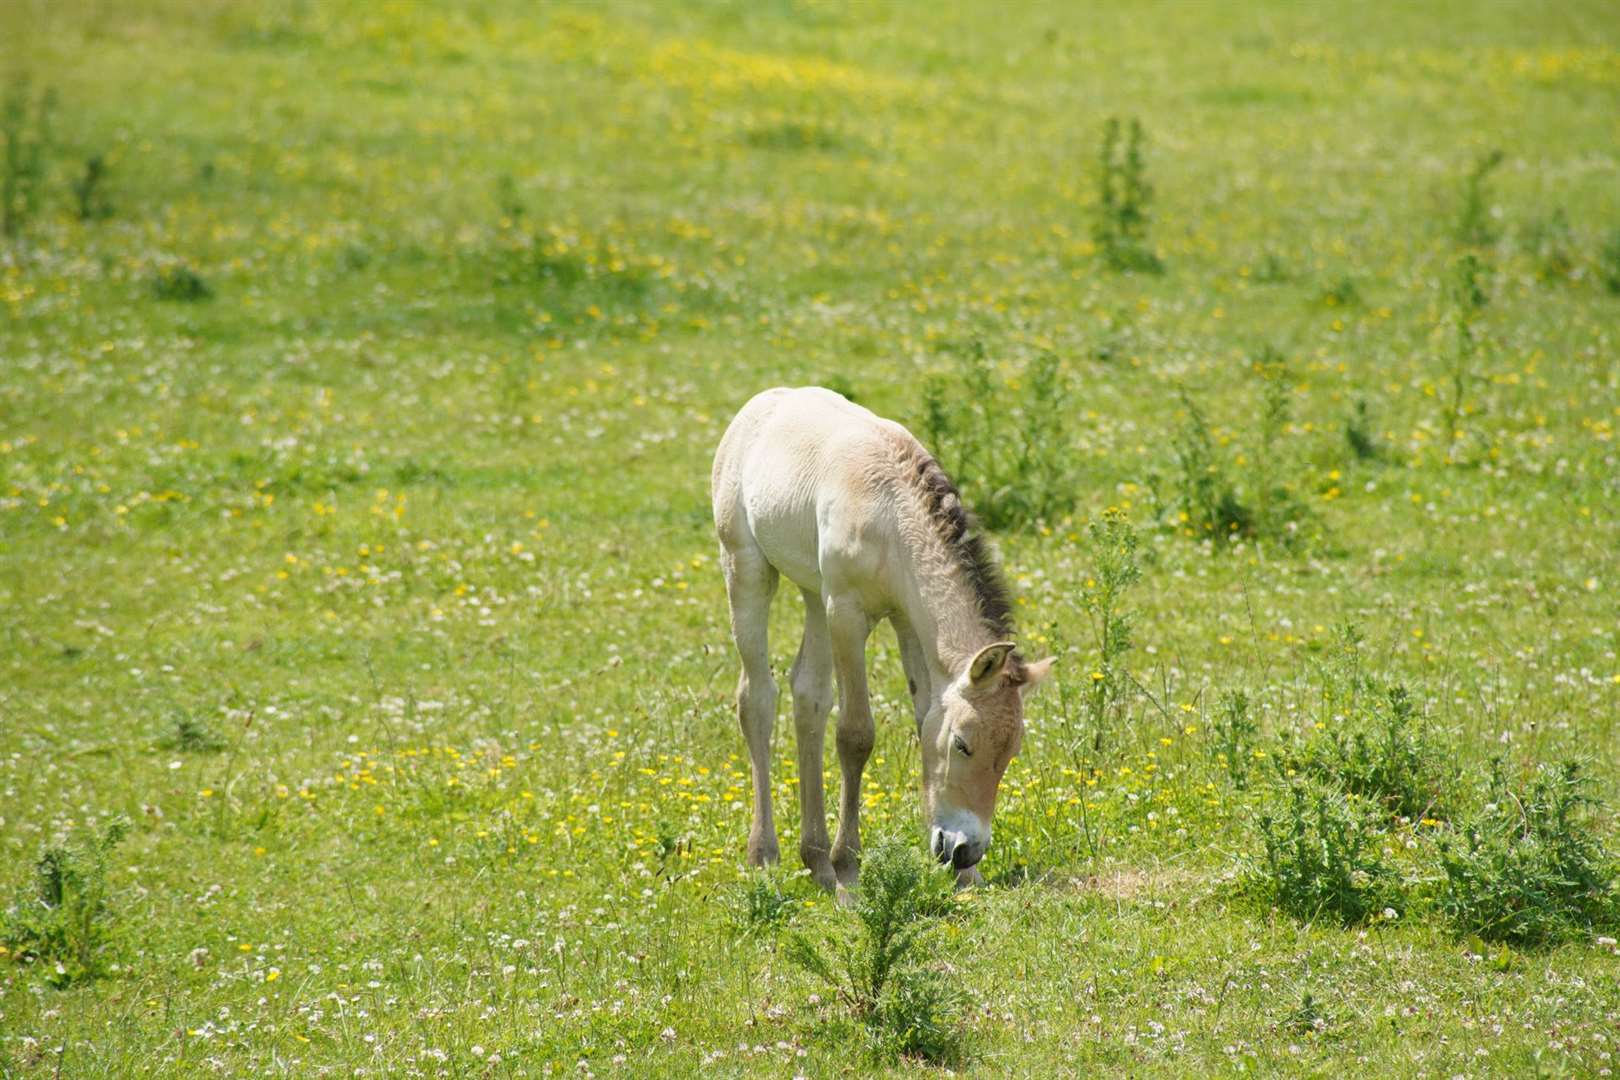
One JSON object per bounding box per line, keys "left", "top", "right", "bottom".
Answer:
{"left": 712, "top": 387, "right": 912, "bottom": 595}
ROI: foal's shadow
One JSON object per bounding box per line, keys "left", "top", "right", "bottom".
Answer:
{"left": 985, "top": 862, "right": 1062, "bottom": 890}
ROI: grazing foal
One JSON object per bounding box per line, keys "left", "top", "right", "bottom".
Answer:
{"left": 711, "top": 387, "right": 1053, "bottom": 890}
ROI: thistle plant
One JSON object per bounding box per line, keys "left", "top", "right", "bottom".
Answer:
{"left": 785, "top": 839, "right": 966, "bottom": 1065}
{"left": 1210, "top": 689, "right": 1259, "bottom": 790}
{"left": 1, "top": 74, "right": 56, "bottom": 239}
{"left": 1455, "top": 149, "right": 1504, "bottom": 247}
{"left": 1439, "top": 253, "right": 1490, "bottom": 461}
{"left": 918, "top": 340, "right": 1078, "bottom": 529}
{"left": 1599, "top": 229, "right": 1620, "bottom": 295}
{"left": 2, "top": 817, "right": 130, "bottom": 986}
{"left": 1294, "top": 683, "right": 1454, "bottom": 821}
{"left": 1437, "top": 760, "right": 1619, "bottom": 946}
{"left": 1252, "top": 784, "right": 1404, "bottom": 927}
{"left": 1093, "top": 117, "right": 1162, "bottom": 273}
{"left": 1078, "top": 509, "right": 1141, "bottom": 751}
{"left": 1170, "top": 387, "right": 1253, "bottom": 543}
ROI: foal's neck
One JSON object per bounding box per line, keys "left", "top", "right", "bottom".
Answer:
{"left": 901, "top": 556, "right": 1000, "bottom": 682}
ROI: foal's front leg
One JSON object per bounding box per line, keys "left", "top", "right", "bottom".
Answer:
{"left": 791, "top": 588, "right": 837, "bottom": 892}
{"left": 826, "top": 594, "right": 874, "bottom": 891}
{"left": 893, "top": 618, "right": 932, "bottom": 738}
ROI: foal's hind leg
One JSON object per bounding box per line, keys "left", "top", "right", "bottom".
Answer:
{"left": 721, "top": 546, "right": 780, "bottom": 867}
{"left": 790, "top": 588, "right": 837, "bottom": 891}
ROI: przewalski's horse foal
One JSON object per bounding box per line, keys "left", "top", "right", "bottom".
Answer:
{"left": 711, "top": 387, "right": 1054, "bottom": 890}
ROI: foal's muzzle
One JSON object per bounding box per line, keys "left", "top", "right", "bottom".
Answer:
{"left": 930, "top": 826, "right": 986, "bottom": 870}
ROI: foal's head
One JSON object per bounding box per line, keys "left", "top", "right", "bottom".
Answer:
{"left": 920, "top": 642, "right": 1053, "bottom": 872}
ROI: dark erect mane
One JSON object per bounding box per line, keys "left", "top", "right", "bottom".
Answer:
{"left": 911, "top": 451, "right": 1016, "bottom": 641}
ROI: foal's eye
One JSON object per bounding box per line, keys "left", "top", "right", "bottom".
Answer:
{"left": 953, "top": 735, "right": 972, "bottom": 758}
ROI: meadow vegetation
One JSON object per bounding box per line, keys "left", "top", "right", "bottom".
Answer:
{"left": 1, "top": 0, "right": 1618, "bottom": 1074}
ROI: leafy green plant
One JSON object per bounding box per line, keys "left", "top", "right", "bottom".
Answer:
{"left": 494, "top": 172, "right": 526, "bottom": 228}
{"left": 1313, "top": 622, "right": 1372, "bottom": 705}
{"left": 1247, "top": 346, "right": 1311, "bottom": 539}
{"left": 71, "top": 153, "right": 110, "bottom": 222}
{"left": 1318, "top": 274, "right": 1360, "bottom": 308}
{"left": 1519, "top": 209, "right": 1574, "bottom": 281}
{"left": 1, "top": 74, "right": 56, "bottom": 239}
{"left": 918, "top": 340, "right": 1077, "bottom": 530}
{"left": 1169, "top": 386, "right": 1255, "bottom": 545}
{"left": 820, "top": 372, "right": 859, "bottom": 404}
{"left": 785, "top": 838, "right": 966, "bottom": 1066}
{"left": 742, "top": 120, "right": 850, "bottom": 153}
{"left": 1436, "top": 760, "right": 1619, "bottom": 946}
{"left": 1439, "top": 253, "right": 1490, "bottom": 461}
{"left": 1, "top": 817, "right": 130, "bottom": 986}
{"left": 1166, "top": 369, "right": 1317, "bottom": 550}
{"left": 1160, "top": 353, "right": 1322, "bottom": 550}
{"left": 156, "top": 712, "right": 226, "bottom": 753}
{"left": 1251, "top": 251, "right": 1289, "bottom": 283}
{"left": 733, "top": 870, "right": 802, "bottom": 936}
{"left": 1092, "top": 116, "right": 1162, "bottom": 274}
{"left": 1295, "top": 684, "right": 1454, "bottom": 821}
{"left": 1344, "top": 397, "right": 1381, "bottom": 462}
{"left": 1455, "top": 149, "right": 1504, "bottom": 247}
{"left": 1075, "top": 509, "right": 1140, "bottom": 752}
{"left": 1252, "top": 784, "right": 1404, "bottom": 926}
{"left": 1599, "top": 229, "right": 1620, "bottom": 296}
{"left": 151, "top": 261, "right": 212, "bottom": 301}
{"left": 1209, "top": 689, "right": 1259, "bottom": 790}
{"left": 1286, "top": 990, "right": 1329, "bottom": 1035}
{"left": 1042, "top": 510, "right": 1143, "bottom": 859}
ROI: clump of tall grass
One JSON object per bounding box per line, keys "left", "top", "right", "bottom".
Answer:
{"left": 1074, "top": 509, "right": 1140, "bottom": 752}
{"left": 71, "top": 153, "right": 111, "bottom": 222}
{"left": 1168, "top": 386, "right": 1254, "bottom": 544}
{"left": 1285, "top": 630, "right": 1456, "bottom": 820}
{"left": 1045, "top": 510, "right": 1144, "bottom": 858}
{"left": 1519, "top": 209, "right": 1574, "bottom": 282}
{"left": 1343, "top": 397, "right": 1381, "bottom": 462}
{"left": 156, "top": 712, "right": 227, "bottom": 753}
{"left": 732, "top": 869, "right": 803, "bottom": 936}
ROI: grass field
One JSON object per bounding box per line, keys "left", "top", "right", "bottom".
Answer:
{"left": 3, "top": 0, "right": 1619, "bottom": 1074}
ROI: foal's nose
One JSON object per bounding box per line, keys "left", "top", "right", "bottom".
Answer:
{"left": 950, "top": 839, "right": 983, "bottom": 869}
{"left": 930, "top": 826, "right": 986, "bottom": 869}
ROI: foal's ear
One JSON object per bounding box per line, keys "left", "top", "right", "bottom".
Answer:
{"left": 968, "top": 641, "right": 1017, "bottom": 689}
{"left": 1016, "top": 656, "right": 1057, "bottom": 697}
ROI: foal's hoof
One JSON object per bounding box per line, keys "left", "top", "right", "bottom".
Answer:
{"left": 746, "top": 835, "right": 780, "bottom": 868}
{"left": 834, "top": 882, "right": 857, "bottom": 908}
{"left": 954, "top": 865, "right": 985, "bottom": 890}
{"left": 806, "top": 860, "right": 838, "bottom": 893}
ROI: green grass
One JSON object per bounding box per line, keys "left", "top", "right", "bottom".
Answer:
{"left": 2, "top": 0, "right": 1619, "bottom": 1074}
